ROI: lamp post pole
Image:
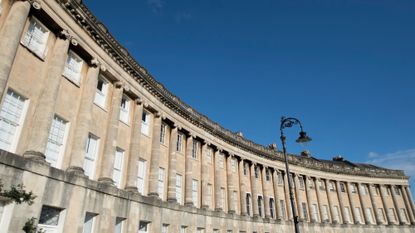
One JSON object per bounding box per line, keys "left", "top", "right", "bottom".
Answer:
{"left": 280, "top": 117, "right": 312, "bottom": 233}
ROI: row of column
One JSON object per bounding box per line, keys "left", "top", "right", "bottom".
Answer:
{"left": 2, "top": 0, "right": 414, "bottom": 227}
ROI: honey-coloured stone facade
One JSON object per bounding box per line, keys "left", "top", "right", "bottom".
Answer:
{"left": 0, "top": 0, "right": 413, "bottom": 232}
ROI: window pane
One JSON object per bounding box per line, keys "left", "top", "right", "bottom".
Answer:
{"left": 39, "top": 206, "right": 61, "bottom": 226}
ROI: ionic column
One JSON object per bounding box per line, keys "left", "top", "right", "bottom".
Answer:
{"left": 294, "top": 174, "right": 304, "bottom": 220}
{"left": 227, "top": 154, "right": 235, "bottom": 213}
{"left": 67, "top": 60, "right": 100, "bottom": 174}
{"left": 201, "top": 141, "right": 209, "bottom": 208}
{"left": 262, "top": 166, "right": 270, "bottom": 218}
{"left": 97, "top": 82, "right": 123, "bottom": 185}
{"left": 402, "top": 186, "right": 415, "bottom": 224}
{"left": 166, "top": 125, "right": 178, "bottom": 201}
{"left": 184, "top": 134, "right": 194, "bottom": 205}
{"left": 345, "top": 182, "right": 356, "bottom": 224}
{"left": 406, "top": 188, "right": 415, "bottom": 217}
{"left": 250, "top": 163, "right": 259, "bottom": 217}
{"left": 324, "top": 179, "right": 335, "bottom": 223}
{"left": 390, "top": 185, "right": 404, "bottom": 224}
{"left": 284, "top": 172, "right": 293, "bottom": 221}
{"left": 304, "top": 176, "right": 313, "bottom": 222}
{"left": 239, "top": 159, "right": 247, "bottom": 216}
{"left": 368, "top": 184, "right": 382, "bottom": 225}
{"left": 147, "top": 113, "right": 162, "bottom": 197}
{"left": 23, "top": 32, "right": 71, "bottom": 161}
{"left": 272, "top": 169, "right": 281, "bottom": 220}
{"left": 357, "top": 183, "right": 369, "bottom": 224}
{"left": 335, "top": 181, "right": 347, "bottom": 224}
{"left": 0, "top": 0, "right": 31, "bottom": 98}
{"left": 214, "top": 149, "right": 224, "bottom": 211}
{"left": 124, "top": 99, "right": 144, "bottom": 191}
{"left": 311, "top": 178, "right": 322, "bottom": 222}
{"left": 379, "top": 185, "right": 393, "bottom": 225}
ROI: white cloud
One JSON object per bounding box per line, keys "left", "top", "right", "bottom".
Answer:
{"left": 147, "top": 0, "right": 165, "bottom": 13}
{"left": 175, "top": 12, "right": 192, "bottom": 23}
{"left": 366, "top": 149, "right": 415, "bottom": 187}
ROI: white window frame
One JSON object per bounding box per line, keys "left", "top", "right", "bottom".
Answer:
{"left": 277, "top": 172, "right": 283, "bottom": 185}
{"left": 345, "top": 206, "right": 352, "bottom": 223}
{"left": 269, "top": 197, "right": 275, "bottom": 219}
{"left": 206, "top": 148, "right": 212, "bottom": 163}
{"left": 141, "top": 111, "right": 150, "bottom": 136}
{"left": 119, "top": 95, "right": 130, "bottom": 124}
{"left": 94, "top": 76, "right": 109, "bottom": 108}
{"left": 180, "top": 226, "right": 187, "bottom": 233}
{"left": 83, "top": 134, "right": 99, "bottom": 179}
{"left": 138, "top": 221, "right": 150, "bottom": 233}
{"left": 21, "top": 17, "right": 49, "bottom": 59}
{"left": 220, "top": 187, "right": 225, "bottom": 209}
{"left": 0, "top": 89, "right": 29, "bottom": 153}
{"left": 322, "top": 205, "right": 329, "bottom": 222}
{"left": 176, "top": 174, "right": 182, "bottom": 204}
{"left": 246, "top": 193, "right": 252, "bottom": 216}
{"left": 243, "top": 163, "right": 248, "bottom": 176}
{"left": 191, "top": 140, "right": 198, "bottom": 159}
{"left": 258, "top": 195, "right": 264, "bottom": 217}
{"left": 114, "top": 217, "right": 125, "bottom": 233}
{"left": 160, "top": 123, "right": 166, "bottom": 144}
{"left": 311, "top": 204, "right": 319, "bottom": 222}
{"left": 299, "top": 176, "right": 305, "bottom": 189}
{"left": 83, "top": 212, "right": 97, "bottom": 233}
{"left": 207, "top": 183, "right": 212, "bottom": 208}
{"left": 37, "top": 206, "right": 66, "bottom": 233}
{"left": 350, "top": 183, "right": 357, "bottom": 194}
{"left": 302, "top": 202, "right": 308, "bottom": 221}
{"left": 137, "top": 159, "right": 147, "bottom": 194}
{"left": 333, "top": 205, "right": 340, "bottom": 223}
{"left": 45, "top": 115, "right": 70, "bottom": 169}
{"left": 63, "top": 50, "right": 83, "bottom": 85}
{"left": 176, "top": 133, "right": 183, "bottom": 152}
{"left": 0, "top": 200, "right": 15, "bottom": 233}
{"left": 218, "top": 153, "right": 224, "bottom": 169}
{"left": 158, "top": 167, "right": 165, "bottom": 199}
{"left": 192, "top": 179, "right": 198, "bottom": 207}
{"left": 161, "top": 224, "right": 168, "bottom": 233}
{"left": 113, "top": 148, "right": 124, "bottom": 188}
{"left": 231, "top": 158, "right": 236, "bottom": 172}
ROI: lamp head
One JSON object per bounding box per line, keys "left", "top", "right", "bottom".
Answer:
{"left": 296, "top": 131, "right": 312, "bottom": 144}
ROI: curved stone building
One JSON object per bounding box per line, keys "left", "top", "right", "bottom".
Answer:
{"left": 0, "top": 0, "right": 414, "bottom": 233}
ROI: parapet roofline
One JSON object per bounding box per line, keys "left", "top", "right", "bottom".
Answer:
{"left": 59, "top": 0, "right": 406, "bottom": 178}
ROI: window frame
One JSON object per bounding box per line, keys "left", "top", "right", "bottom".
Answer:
{"left": 21, "top": 17, "right": 50, "bottom": 59}
{"left": 0, "top": 89, "right": 29, "bottom": 153}
{"left": 83, "top": 134, "right": 100, "bottom": 179}
{"left": 94, "top": 76, "right": 109, "bottom": 109}
{"left": 112, "top": 148, "right": 124, "bottom": 188}
{"left": 141, "top": 111, "right": 150, "bottom": 136}
{"left": 62, "top": 50, "right": 84, "bottom": 85}
{"left": 45, "top": 114, "right": 70, "bottom": 169}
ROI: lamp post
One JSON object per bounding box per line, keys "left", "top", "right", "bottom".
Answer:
{"left": 280, "top": 117, "right": 312, "bottom": 233}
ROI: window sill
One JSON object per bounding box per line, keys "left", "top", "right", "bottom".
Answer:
{"left": 119, "top": 119, "right": 130, "bottom": 127}
{"left": 62, "top": 74, "right": 81, "bottom": 88}
{"left": 93, "top": 102, "right": 108, "bottom": 112}
{"left": 20, "top": 42, "right": 46, "bottom": 61}
{"left": 141, "top": 133, "right": 150, "bottom": 138}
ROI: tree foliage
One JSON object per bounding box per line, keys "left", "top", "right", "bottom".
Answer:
{"left": 0, "top": 181, "right": 43, "bottom": 233}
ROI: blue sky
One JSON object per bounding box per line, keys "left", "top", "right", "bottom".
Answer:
{"left": 84, "top": 0, "right": 415, "bottom": 191}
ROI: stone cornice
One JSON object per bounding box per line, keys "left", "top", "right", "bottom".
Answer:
{"left": 56, "top": 0, "right": 406, "bottom": 179}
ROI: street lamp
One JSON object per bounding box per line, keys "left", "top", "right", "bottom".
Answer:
{"left": 280, "top": 117, "right": 312, "bottom": 233}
